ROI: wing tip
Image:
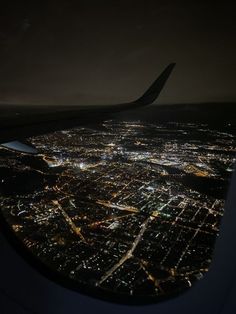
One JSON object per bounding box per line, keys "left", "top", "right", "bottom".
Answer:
{"left": 135, "top": 62, "right": 176, "bottom": 106}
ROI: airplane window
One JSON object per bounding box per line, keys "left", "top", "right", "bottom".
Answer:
{"left": 0, "top": 105, "right": 235, "bottom": 304}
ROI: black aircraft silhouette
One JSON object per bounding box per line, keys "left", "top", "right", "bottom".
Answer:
{"left": 0, "top": 63, "right": 175, "bottom": 153}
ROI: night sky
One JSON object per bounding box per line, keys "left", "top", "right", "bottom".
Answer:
{"left": 0, "top": 1, "right": 236, "bottom": 106}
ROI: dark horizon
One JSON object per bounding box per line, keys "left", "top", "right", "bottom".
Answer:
{"left": 1, "top": 1, "right": 236, "bottom": 106}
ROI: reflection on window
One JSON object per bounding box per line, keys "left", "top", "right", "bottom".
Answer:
{"left": 0, "top": 119, "right": 235, "bottom": 302}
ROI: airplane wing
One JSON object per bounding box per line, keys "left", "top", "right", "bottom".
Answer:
{"left": 0, "top": 63, "right": 175, "bottom": 153}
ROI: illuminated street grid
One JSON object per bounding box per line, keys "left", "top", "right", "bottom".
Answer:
{"left": 0, "top": 120, "right": 235, "bottom": 299}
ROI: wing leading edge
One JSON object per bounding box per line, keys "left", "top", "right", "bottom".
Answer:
{"left": 0, "top": 63, "right": 175, "bottom": 153}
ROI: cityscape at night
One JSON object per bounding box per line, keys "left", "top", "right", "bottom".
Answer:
{"left": 0, "top": 118, "right": 235, "bottom": 301}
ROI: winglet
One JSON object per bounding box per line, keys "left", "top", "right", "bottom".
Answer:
{"left": 134, "top": 63, "right": 176, "bottom": 106}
